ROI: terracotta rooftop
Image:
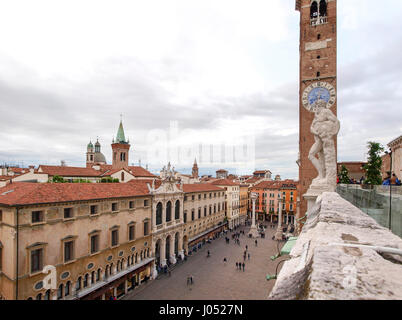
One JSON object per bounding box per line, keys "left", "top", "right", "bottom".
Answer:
{"left": 0, "top": 181, "right": 151, "bottom": 206}
{"left": 99, "top": 165, "right": 157, "bottom": 178}
{"left": 182, "top": 183, "right": 224, "bottom": 193}
{"left": 253, "top": 180, "right": 298, "bottom": 190}
{"left": 38, "top": 165, "right": 102, "bottom": 177}
{"left": 211, "top": 179, "right": 239, "bottom": 186}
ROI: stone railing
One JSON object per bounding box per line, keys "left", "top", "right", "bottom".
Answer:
{"left": 269, "top": 192, "right": 402, "bottom": 300}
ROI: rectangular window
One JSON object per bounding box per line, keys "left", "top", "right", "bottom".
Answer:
{"left": 64, "top": 241, "right": 74, "bottom": 262}
{"left": 129, "top": 225, "right": 135, "bottom": 241}
{"left": 191, "top": 195, "right": 195, "bottom": 201}
{"left": 90, "top": 235, "right": 99, "bottom": 254}
{"left": 112, "top": 202, "right": 118, "bottom": 212}
{"left": 111, "top": 230, "right": 119, "bottom": 246}
{"left": 184, "top": 195, "right": 187, "bottom": 201}
{"left": 0, "top": 210, "right": 2, "bottom": 222}
{"left": 64, "top": 208, "right": 73, "bottom": 219}
{"left": 144, "top": 221, "right": 149, "bottom": 236}
{"left": 31, "top": 248, "right": 43, "bottom": 273}
{"left": 32, "top": 211, "right": 43, "bottom": 223}
{"left": 144, "top": 199, "right": 149, "bottom": 207}
{"left": 129, "top": 201, "right": 135, "bottom": 209}
{"left": 90, "top": 205, "right": 98, "bottom": 215}
{"left": 204, "top": 194, "right": 206, "bottom": 199}
{"left": 184, "top": 212, "right": 187, "bottom": 223}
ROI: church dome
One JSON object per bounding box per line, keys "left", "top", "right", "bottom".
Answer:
{"left": 94, "top": 152, "right": 106, "bottom": 164}
{"left": 87, "top": 141, "right": 94, "bottom": 149}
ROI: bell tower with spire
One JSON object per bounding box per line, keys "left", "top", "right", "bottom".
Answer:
{"left": 86, "top": 140, "right": 95, "bottom": 168}
{"left": 111, "top": 118, "right": 131, "bottom": 170}
{"left": 192, "top": 158, "right": 199, "bottom": 178}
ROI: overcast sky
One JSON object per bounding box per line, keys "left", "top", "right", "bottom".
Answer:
{"left": 0, "top": 0, "right": 401, "bottom": 179}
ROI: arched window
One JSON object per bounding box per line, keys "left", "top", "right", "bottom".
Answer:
{"left": 198, "top": 208, "right": 201, "bottom": 219}
{"left": 97, "top": 269, "right": 101, "bottom": 282}
{"left": 65, "top": 281, "right": 71, "bottom": 297}
{"left": 175, "top": 200, "right": 180, "bottom": 220}
{"left": 310, "top": 1, "right": 318, "bottom": 19}
{"left": 156, "top": 202, "right": 163, "bottom": 225}
{"left": 83, "top": 274, "right": 89, "bottom": 288}
{"left": 319, "top": 0, "right": 327, "bottom": 17}
{"left": 76, "top": 277, "right": 82, "bottom": 291}
{"left": 166, "top": 201, "right": 172, "bottom": 222}
{"left": 57, "top": 284, "right": 63, "bottom": 300}
{"left": 121, "top": 172, "right": 125, "bottom": 182}
{"left": 36, "top": 293, "right": 42, "bottom": 300}
{"left": 191, "top": 210, "right": 194, "bottom": 221}
{"left": 117, "top": 261, "right": 120, "bottom": 272}
{"left": 91, "top": 271, "right": 95, "bottom": 284}
{"left": 135, "top": 253, "right": 138, "bottom": 263}
{"left": 204, "top": 207, "right": 207, "bottom": 217}
{"left": 44, "top": 289, "right": 50, "bottom": 300}
{"left": 105, "top": 265, "right": 109, "bottom": 278}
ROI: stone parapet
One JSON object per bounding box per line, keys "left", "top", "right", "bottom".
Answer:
{"left": 269, "top": 192, "right": 402, "bottom": 300}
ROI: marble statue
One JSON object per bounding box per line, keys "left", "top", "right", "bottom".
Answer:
{"left": 308, "top": 98, "right": 340, "bottom": 190}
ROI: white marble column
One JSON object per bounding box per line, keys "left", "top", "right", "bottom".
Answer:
{"left": 275, "top": 198, "right": 283, "bottom": 240}
{"left": 169, "top": 236, "right": 177, "bottom": 264}
{"left": 160, "top": 238, "right": 167, "bottom": 267}
{"left": 249, "top": 193, "right": 259, "bottom": 238}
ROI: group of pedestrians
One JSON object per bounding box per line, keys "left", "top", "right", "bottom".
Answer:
{"left": 236, "top": 261, "right": 245, "bottom": 271}
{"left": 186, "top": 275, "right": 194, "bottom": 286}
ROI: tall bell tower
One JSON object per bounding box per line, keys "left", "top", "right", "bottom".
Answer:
{"left": 296, "top": 0, "right": 337, "bottom": 218}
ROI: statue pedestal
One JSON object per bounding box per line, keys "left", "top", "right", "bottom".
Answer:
{"left": 304, "top": 184, "right": 335, "bottom": 211}
{"left": 274, "top": 228, "right": 283, "bottom": 241}
{"left": 248, "top": 225, "right": 259, "bottom": 238}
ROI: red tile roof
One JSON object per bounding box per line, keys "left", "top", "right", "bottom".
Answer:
{"left": 253, "top": 180, "right": 298, "bottom": 190}
{"left": 0, "top": 176, "right": 12, "bottom": 181}
{"left": 0, "top": 182, "right": 151, "bottom": 206}
{"left": 211, "top": 179, "right": 239, "bottom": 186}
{"left": 98, "top": 165, "right": 157, "bottom": 178}
{"left": 182, "top": 183, "right": 224, "bottom": 193}
{"left": 39, "top": 165, "right": 101, "bottom": 177}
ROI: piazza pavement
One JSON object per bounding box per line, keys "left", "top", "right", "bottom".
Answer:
{"left": 124, "top": 223, "right": 286, "bottom": 300}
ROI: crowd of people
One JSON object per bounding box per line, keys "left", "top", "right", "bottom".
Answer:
{"left": 382, "top": 173, "right": 401, "bottom": 186}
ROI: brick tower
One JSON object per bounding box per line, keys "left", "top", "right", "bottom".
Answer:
{"left": 296, "top": 0, "right": 337, "bottom": 218}
{"left": 112, "top": 120, "right": 130, "bottom": 170}
{"left": 192, "top": 158, "right": 199, "bottom": 178}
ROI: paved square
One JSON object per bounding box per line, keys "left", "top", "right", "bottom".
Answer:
{"left": 124, "top": 224, "right": 286, "bottom": 300}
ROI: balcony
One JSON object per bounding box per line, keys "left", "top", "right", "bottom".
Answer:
{"left": 310, "top": 16, "right": 328, "bottom": 27}
{"left": 336, "top": 184, "right": 402, "bottom": 238}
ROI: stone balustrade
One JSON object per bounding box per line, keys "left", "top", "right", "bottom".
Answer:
{"left": 269, "top": 192, "right": 402, "bottom": 300}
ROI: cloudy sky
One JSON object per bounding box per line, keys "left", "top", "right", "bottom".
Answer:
{"left": 0, "top": 0, "right": 401, "bottom": 179}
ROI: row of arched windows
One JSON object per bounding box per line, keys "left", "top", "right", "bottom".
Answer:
{"left": 310, "top": 0, "right": 327, "bottom": 19}
{"left": 156, "top": 200, "right": 180, "bottom": 225}
{"left": 28, "top": 249, "right": 151, "bottom": 300}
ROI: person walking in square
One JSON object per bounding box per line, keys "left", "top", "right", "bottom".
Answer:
{"left": 248, "top": 252, "right": 250, "bottom": 260}
{"left": 242, "top": 262, "right": 245, "bottom": 271}
{"left": 255, "top": 239, "right": 258, "bottom": 247}
{"left": 236, "top": 262, "right": 238, "bottom": 269}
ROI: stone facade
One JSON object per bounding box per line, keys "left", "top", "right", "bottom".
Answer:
{"left": 0, "top": 189, "right": 153, "bottom": 300}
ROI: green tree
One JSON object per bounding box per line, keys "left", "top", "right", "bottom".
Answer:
{"left": 363, "top": 141, "right": 384, "bottom": 185}
{"left": 52, "top": 175, "right": 65, "bottom": 183}
{"left": 339, "top": 165, "right": 350, "bottom": 184}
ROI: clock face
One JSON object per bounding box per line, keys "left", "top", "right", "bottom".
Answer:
{"left": 302, "top": 81, "right": 336, "bottom": 111}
